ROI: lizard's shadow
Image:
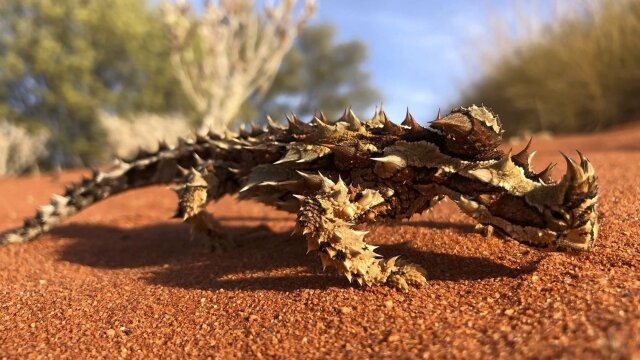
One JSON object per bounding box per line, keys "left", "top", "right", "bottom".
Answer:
{"left": 55, "top": 219, "right": 542, "bottom": 292}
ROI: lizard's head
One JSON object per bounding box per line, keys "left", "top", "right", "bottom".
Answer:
{"left": 540, "top": 152, "right": 599, "bottom": 251}
{"left": 429, "top": 106, "right": 599, "bottom": 251}
{"left": 499, "top": 151, "right": 599, "bottom": 252}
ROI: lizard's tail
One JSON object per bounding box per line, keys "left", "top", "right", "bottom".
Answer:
{"left": 0, "top": 140, "right": 204, "bottom": 245}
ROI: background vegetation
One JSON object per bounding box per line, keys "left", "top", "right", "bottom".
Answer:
{"left": 0, "top": 0, "right": 378, "bottom": 174}
{"left": 2, "top": 0, "right": 640, "bottom": 175}
{"left": 460, "top": 0, "right": 640, "bottom": 135}
{"left": 0, "top": 0, "right": 191, "bottom": 168}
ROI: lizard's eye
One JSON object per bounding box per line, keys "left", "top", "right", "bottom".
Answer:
{"left": 550, "top": 210, "right": 564, "bottom": 220}
{"left": 544, "top": 208, "right": 569, "bottom": 230}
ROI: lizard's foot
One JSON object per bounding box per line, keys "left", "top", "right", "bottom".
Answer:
{"left": 173, "top": 168, "right": 233, "bottom": 252}
{"left": 187, "top": 210, "right": 235, "bottom": 253}
{"left": 297, "top": 176, "right": 428, "bottom": 291}
{"left": 384, "top": 259, "right": 427, "bottom": 292}
{"left": 473, "top": 223, "right": 494, "bottom": 237}
{"left": 192, "top": 224, "right": 235, "bottom": 253}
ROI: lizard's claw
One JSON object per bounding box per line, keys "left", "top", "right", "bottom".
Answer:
{"left": 386, "top": 261, "right": 427, "bottom": 292}
{"left": 203, "top": 230, "right": 235, "bottom": 253}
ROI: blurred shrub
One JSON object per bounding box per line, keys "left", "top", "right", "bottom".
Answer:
{"left": 460, "top": 0, "right": 640, "bottom": 135}
{"left": 0, "top": 1, "right": 379, "bottom": 171}
{"left": 256, "top": 24, "right": 381, "bottom": 122}
{"left": 0, "top": 0, "right": 192, "bottom": 167}
{"left": 0, "top": 120, "right": 49, "bottom": 176}
{"left": 98, "top": 112, "right": 192, "bottom": 159}
{"left": 162, "top": 0, "right": 315, "bottom": 132}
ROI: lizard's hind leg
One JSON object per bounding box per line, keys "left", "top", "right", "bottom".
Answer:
{"left": 173, "top": 167, "right": 233, "bottom": 252}
{"left": 296, "top": 176, "right": 426, "bottom": 291}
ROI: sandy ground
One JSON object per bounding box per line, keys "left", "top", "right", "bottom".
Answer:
{"left": 1, "top": 125, "right": 639, "bottom": 359}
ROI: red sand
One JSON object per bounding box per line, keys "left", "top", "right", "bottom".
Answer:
{"left": 1, "top": 125, "right": 639, "bottom": 359}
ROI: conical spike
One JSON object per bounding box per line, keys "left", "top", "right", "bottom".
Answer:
{"left": 323, "top": 143, "right": 356, "bottom": 159}
{"left": 158, "top": 140, "right": 171, "bottom": 151}
{"left": 335, "top": 175, "right": 348, "bottom": 190}
{"left": 266, "top": 115, "right": 283, "bottom": 132}
{"left": 536, "top": 162, "right": 556, "bottom": 184}
{"left": 320, "top": 254, "right": 332, "bottom": 271}
{"left": 370, "top": 155, "right": 407, "bottom": 168}
{"left": 37, "top": 204, "right": 56, "bottom": 217}
{"left": 577, "top": 150, "right": 587, "bottom": 167}
{"left": 527, "top": 151, "right": 537, "bottom": 167}
{"left": 250, "top": 122, "right": 260, "bottom": 134}
{"left": 513, "top": 138, "right": 534, "bottom": 169}
{"left": 207, "top": 128, "right": 222, "bottom": 140}
{"left": 435, "top": 108, "right": 441, "bottom": 121}
{"left": 296, "top": 170, "right": 321, "bottom": 183}
{"left": 176, "top": 165, "right": 190, "bottom": 177}
{"left": 345, "top": 272, "right": 353, "bottom": 283}
{"left": 238, "top": 125, "right": 250, "bottom": 138}
{"left": 382, "top": 112, "right": 405, "bottom": 135}
{"left": 496, "top": 150, "right": 514, "bottom": 171}
{"left": 239, "top": 182, "right": 257, "bottom": 193}
{"left": 311, "top": 114, "right": 328, "bottom": 126}
{"left": 223, "top": 129, "right": 235, "bottom": 139}
{"left": 318, "top": 172, "right": 335, "bottom": 192}
{"left": 195, "top": 132, "right": 208, "bottom": 143}
{"left": 286, "top": 114, "right": 296, "bottom": 127}
{"left": 386, "top": 256, "right": 400, "bottom": 269}
{"left": 312, "top": 115, "right": 336, "bottom": 133}
{"left": 356, "top": 191, "right": 374, "bottom": 207}
{"left": 337, "top": 107, "right": 349, "bottom": 122}
{"left": 292, "top": 113, "right": 305, "bottom": 126}
{"left": 344, "top": 108, "right": 363, "bottom": 130}
{"left": 192, "top": 152, "right": 205, "bottom": 164}
{"left": 515, "top": 137, "right": 532, "bottom": 156}
{"left": 561, "top": 152, "right": 585, "bottom": 184}
{"left": 135, "top": 147, "right": 152, "bottom": 160}
{"left": 402, "top": 108, "right": 423, "bottom": 131}
{"left": 576, "top": 150, "right": 595, "bottom": 177}
{"left": 368, "top": 104, "right": 386, "bottom": 126}
{"left": 286, "top": 114, "right": 312, "bottom": 134}
{"left": 50, "top": 194, "right": 69, "bottom": 207}
{"left": 312, "top": 111, "right": 328, "bottom": 124}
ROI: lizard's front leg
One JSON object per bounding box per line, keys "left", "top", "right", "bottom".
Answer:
{"left": 296, "top": 176, "right": 426, "bottom": 291}
{"left": 174, "top": 168, "right": 232, "bottom": 252}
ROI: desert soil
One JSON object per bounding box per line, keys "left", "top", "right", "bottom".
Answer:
{"left": 1, "top": 125, "right": 639, "bottom": 359}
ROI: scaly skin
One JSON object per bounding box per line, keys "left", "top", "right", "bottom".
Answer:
{"left": 0, "top": 106, "right": 599, "bottom": 291}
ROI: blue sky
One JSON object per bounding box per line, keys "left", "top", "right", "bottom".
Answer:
{"left": 308, "top": 0, "right": 558, "bottom": 123}
{"left": 188, "top": 0, "right": 561, "bottom": 123}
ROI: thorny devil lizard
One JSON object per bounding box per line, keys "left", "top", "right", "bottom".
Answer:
{"left": 0, "top": 105, "right": 599, "bottom": 291}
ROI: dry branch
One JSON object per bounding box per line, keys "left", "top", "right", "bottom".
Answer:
{"left": 162, "top": 0, "right": 315, "bottom": 132}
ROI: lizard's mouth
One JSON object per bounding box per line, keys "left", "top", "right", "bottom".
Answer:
{"left": 555, "top": 218, "right": 598, "bottom": 252}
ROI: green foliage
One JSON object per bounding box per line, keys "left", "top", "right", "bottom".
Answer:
{"left": 246, "top": 24, "right": 381, "bottom": 123}
{"left": 1, "top": 2, "right": 379, "bottom": 167}
{"left": 0, "top": 0, "right": 190, "bottom": 166}
{"left": 459, "top": 0, "right": 640, "bottom": 135}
